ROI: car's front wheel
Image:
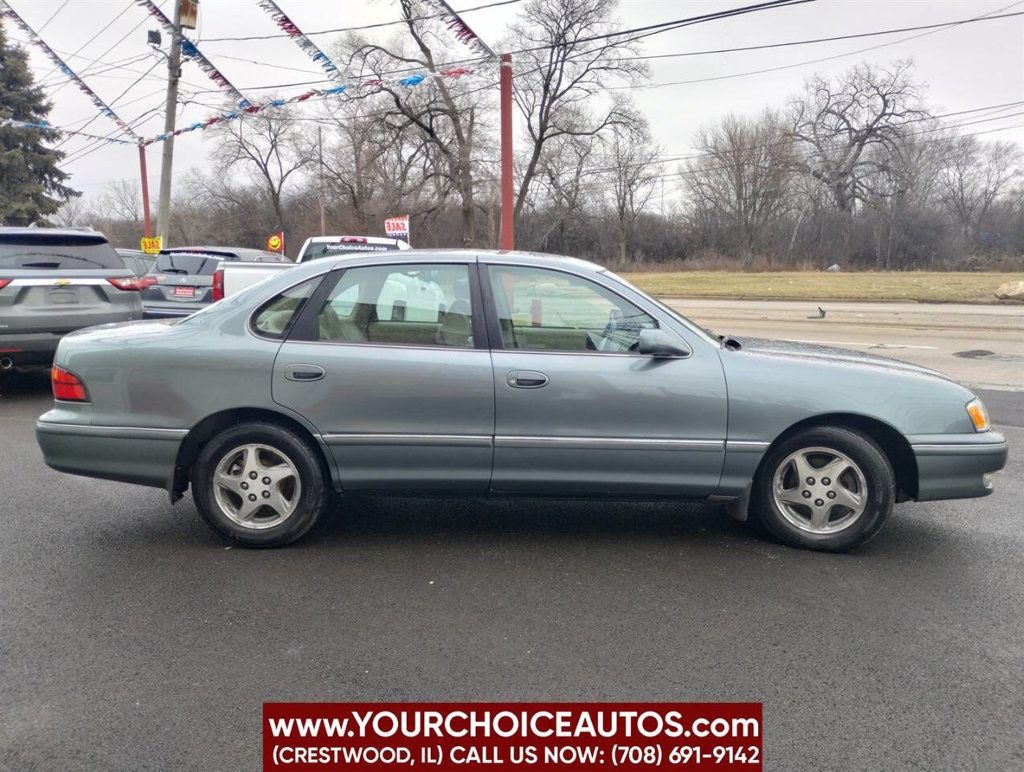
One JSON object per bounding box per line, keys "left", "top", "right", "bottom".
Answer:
{"left": 191, "top": 422, "right": 328, "bottom": 547}
{"left": 751, "top": 426, "right": 895, "bottom": 552}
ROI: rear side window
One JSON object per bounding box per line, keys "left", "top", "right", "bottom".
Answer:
{"left": 0, "top": 234, "right": 123, "bottom": 270}
{"left": 155, "top": 252, "right": 224, "bottom": 275}
{"left": 251, "top": 277, "right": 321, "bottom": 338}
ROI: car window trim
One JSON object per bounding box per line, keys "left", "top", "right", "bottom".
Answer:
{"left": 478, "top": 262, "right": 659, "bottom": 356}
{"left": 286, "top": 260, "right": 488, "bottom": 351}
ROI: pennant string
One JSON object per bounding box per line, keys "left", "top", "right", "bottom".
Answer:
{"left": 134, "top": 0, "right": 252, "bottom": 108}
{"left": 419, "top": 0, "right": 496, "bottom": 58}
{"left": 254, "top": 0, "right": 344, "bottom": 81}
{"left": 0, "top": 0, "right": 140, "bottom": 141}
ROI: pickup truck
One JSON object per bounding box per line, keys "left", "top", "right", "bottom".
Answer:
{"left": 213, "top": 235, "right": 411, "bottom": 300}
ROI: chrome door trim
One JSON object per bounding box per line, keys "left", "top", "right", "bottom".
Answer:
{"left": 726, "top": 440, "right": 771, "bottom": 452}
{"left": 495, "top": 436, "right": 725, "bottom": 452}
{"left": 322, "top": 433, "right": 493, "bottom": 447}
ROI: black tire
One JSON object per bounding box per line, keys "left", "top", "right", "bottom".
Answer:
{"left": 191, "top": 422, "right": 328, "bottom": 547}
{"left": 750, "top": 426, "right": 895, "bottom": 552}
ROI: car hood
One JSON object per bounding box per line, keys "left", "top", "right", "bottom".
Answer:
{"left": 727, "top": 336, "right": 958, "bottom": 384}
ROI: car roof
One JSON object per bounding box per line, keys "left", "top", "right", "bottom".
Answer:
{"left": 282, "top": 249, "right": 606, "bottom": 274}
{"left": 0, "top": 226, "right": 108, "bottom": 240}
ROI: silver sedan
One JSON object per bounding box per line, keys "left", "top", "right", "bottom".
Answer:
{"left": 36, "top": 251, "right": 1008, "bottom": 551}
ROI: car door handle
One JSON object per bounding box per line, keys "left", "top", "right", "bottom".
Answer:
{"left": 284, "top": 364, "right": 326, "bottom": 382}
{"left": 507, "top": 370, "right": 548, "bottom": 389}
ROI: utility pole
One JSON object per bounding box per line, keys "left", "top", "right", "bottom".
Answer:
{"left": 156, "top": 0, "right": 182, "bottom": 245}
{"left": 318, "top": 125, "right": 326, "bottom": 236}
{"left": 499, "top": 53, "right": 514, "bottom": 250}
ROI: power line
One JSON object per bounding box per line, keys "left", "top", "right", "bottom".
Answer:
{"left": 188, "top": 0, "right": 818, "bottom": 95}
{"left": 201, "top": 0, "right": 525, "bottom": 43}
{"left": 35, "top": 0, "right": 138, "bottom": 86}
{"left": 629, "top": 10, "right": 1024, "bottom": 63}
{"left": 622, "top": 2, "right": 1024, "bottom": 91}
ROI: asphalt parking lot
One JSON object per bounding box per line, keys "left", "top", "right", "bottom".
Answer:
{"left": 1, "top": 371, "right": 1021, "bottom": 771}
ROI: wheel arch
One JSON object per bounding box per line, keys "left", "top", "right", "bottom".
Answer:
{"left": 170, "top": 407, "right": 333, "bottom": 500}
{"left": 757, "top": 412, "right": 919, "bottom": 502}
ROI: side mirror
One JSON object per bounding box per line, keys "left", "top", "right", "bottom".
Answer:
{"left": 638, "top": 328, "right": 691, "bottom": 358}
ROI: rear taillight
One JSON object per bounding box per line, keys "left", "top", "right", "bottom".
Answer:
{"left": 52, "top": 366, "right": 89, "bottom": 402}
{"left": 107, "top": 277, "right": 141, "bottom": 291}
{"left": 212, "top": 268, "right": 224, "bottom": 301}
{"left": 137, "top": 275, "right": 158, "bottom": 289}
{"left": 0, "top": 278, "right": 12, "bottom": 289}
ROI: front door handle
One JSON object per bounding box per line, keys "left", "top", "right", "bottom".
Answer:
{"left": 507, "top": 370, "right": 548, "bottom": 389}
{"left": 284, "top": 364, "right": 326, "bottom": 382}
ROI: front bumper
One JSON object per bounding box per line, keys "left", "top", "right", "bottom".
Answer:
{"left": 36, "top": 416, "right": 186, "bottom": 489}
{"left": 911, "top": 432, "right": 1008, "bottom": 501}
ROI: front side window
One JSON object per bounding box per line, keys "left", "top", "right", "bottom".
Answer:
{"left": 488, "top": 266, "right": 656, "bottom": 353}
{"left": 315, "top": 264, "right": 474, "bottom": 348}
{"left": 251, "top": 277, "right": 320, "bottom": 338}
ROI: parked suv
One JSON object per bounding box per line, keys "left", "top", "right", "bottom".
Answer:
{"left": 0, "top": 227, "right": 143, "bottom": 370}
{"left": 141, "top": 246, "right": 289, "bottom": 319}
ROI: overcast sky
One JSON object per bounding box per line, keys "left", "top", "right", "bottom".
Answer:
{"left": 7, "top": 0, "right": 1024, "bottom": 204}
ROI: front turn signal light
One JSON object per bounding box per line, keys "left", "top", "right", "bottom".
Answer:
{"left": 967, "top": 398, "right": 990, "bottom": 432}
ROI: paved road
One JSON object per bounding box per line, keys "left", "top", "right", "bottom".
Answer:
{"left": 1, "top": 372, "right": 1021, "bottom": 771}
{"left": 666, "top": 299, "right": 1024, "bottom": 391}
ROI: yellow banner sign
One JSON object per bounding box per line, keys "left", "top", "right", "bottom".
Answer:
{"left": 140, "top": 236, "right": 163, "bottom": 254}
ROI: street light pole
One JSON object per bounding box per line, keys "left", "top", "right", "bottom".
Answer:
{"left": 156, "top": 0, "right": 182, "bottom": 245}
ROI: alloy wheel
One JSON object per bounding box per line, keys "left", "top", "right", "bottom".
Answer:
{"left": 211, "top": 443, "right": 302, "bottom": 529}
{"left": 772, "top": 446, "right": 868, "bottom": 534}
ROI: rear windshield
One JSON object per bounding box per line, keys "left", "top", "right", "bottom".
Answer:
{"left": 0, "top": 234, "right": 123, "bottom": 270}
{"left": 301, "top": 241, "right": 401, "bottom": 261}
{"left": 155, "top": 252, "right": 226, "bottom": 275}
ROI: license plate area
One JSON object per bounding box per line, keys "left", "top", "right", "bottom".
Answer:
{"left": 47, "top": 289, "right": 78, "bottom": 304}
{"left": 173, "top": 286, "right": 195, "bottom": 298}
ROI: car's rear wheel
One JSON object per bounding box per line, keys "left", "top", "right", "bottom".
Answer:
{"left": 751, "top": 426, "right": 894, "bottom": 552}
{"left": 192, "top": 422, "right": 327, "bottom": 547}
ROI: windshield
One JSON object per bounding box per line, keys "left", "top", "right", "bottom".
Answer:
{"left": 301, "top": 241, "right": 401, "bottom": 261}
{"left": 0, "top": 234, "right": 123, "bottom": 270}
{"left": 156, "top": 252, "right": 224, "bottom": 275}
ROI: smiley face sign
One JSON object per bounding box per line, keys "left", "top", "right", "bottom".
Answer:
{"left": 265, "top": 232, "right": 284, "bottom": 253}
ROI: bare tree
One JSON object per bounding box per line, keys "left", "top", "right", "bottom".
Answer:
{"left": 937, "top": 136, "right": 1022, "bottom": 241}
{"left": 788, "top": 61, "right": 930, "bottom": 213}
{"left": 52, "top": 195, "right": 91, "bottom": 228}
{"left": 604, "top": 113, "right": 658, "bottom": 262}
{"left": 530, "top": 129, "right": 601, "bottom": 253}
{"left": 508, "top": 0, "right": 648, "bottom": 222}
{"left": 210, "top": 107, "right": 314, "bottom": 233}
{"left": 103, "top": 179, "right": 142, "bottom": 224}
{"left": 339, "top": 0, "right": 489, "bottom": 245}
{"left": 685, "top": 110, "right": 796, "bottom": 263}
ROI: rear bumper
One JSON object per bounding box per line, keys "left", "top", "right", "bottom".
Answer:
{"left": 36, "top": 416, "right": 186, "bottom": 489}
{"left": 911, "top": 433, "right": 1008, "bottom": 501}
{"left": 0, "top": 332, "right": 62, "bottom": 366}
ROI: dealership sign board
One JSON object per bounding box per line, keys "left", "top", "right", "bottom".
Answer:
{"left": 139, "top": 236, "right": 162, "bottom": 255}
{"left": 384, "top": 215, "right": 410, "bottom": 245}
{"left": 265, "top": 232, "right": 285, "bottom": 253}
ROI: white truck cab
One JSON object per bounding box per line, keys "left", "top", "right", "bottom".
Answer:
{"left": 215, "top": 235, "right": 411, "bottom": 300}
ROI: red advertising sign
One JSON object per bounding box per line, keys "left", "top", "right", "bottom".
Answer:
{"left": 263, "top": 702, "right": 762, "bottom": 770}
{"left": 384, "top": 215, "right": 410, "bottom": 244}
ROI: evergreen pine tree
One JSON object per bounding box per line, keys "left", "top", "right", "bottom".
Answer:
{"left": 0, "top": 17, "right": 77, "bottom": 225}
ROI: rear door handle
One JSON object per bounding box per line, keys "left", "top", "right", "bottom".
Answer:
{"left": 284, "top": 364, "right": 326, "bottom": 382}
{"left": 507, "top": 370, "right": 548, "bottom": 389}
